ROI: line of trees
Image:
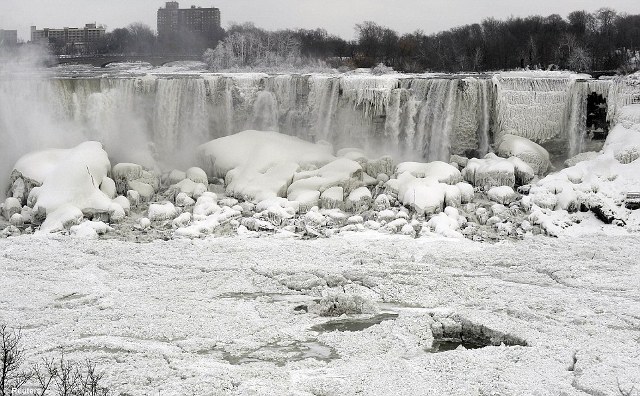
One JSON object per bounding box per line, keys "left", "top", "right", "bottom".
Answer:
{"left": 203, "top": 23, "right": 350, "bottom": 70}
{"left": 50, "top": 7, "right": 640, "bottom": 73}
{"left": 352, "top": 8, "right": 640, "bottom": 72}
{"left": 202, "top": 8, "right": 639, "bottom": 72}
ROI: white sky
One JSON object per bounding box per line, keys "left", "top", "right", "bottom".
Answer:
{"left": 2, "top": 0, "right": 640, "bottom": 42}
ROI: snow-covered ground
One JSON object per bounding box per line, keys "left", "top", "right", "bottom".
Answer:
{"left": 1, "top": 231, "right": 639, "bottom": 395}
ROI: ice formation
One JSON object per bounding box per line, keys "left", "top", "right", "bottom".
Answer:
{"left": 527, "top": 103, "right": 640, "bottom": 227}
{"left": 496, "top": 134, "right": 551, "bottom": 175}
{"left": 2, "top": 71, "right": 640, "bottom": 239}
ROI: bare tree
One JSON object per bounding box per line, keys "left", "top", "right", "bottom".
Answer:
{"left": 1, "top": 325, "right": 33, "bottom": 396}
{"left": 1, "top": 325, "right": 109, "bottom": 396}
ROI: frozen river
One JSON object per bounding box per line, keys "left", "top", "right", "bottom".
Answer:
{"left": 1, "top": 230, "right": 639, "bottom": 395}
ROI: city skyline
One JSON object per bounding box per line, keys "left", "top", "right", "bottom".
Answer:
{"left": 2, "top": 0, "right": 640, "bottom": 42}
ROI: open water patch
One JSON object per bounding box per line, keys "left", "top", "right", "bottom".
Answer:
{"left": 310, "top": 313, "right": 399, "bottom": 333}
{"left": 222, "top": 340, "right": 339, "bottom": 366}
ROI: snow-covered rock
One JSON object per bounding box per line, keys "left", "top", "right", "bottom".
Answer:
{"left": 100, "top": 177, "right": 117, "bottom": 199}
{"left": 70, "top": 220, "right": 113, "bottom": 238}
{"left": 9, "top": 213, "right": 24, "bottom": 227}
{"left": 396, "top": 173, "right": 446, "bottom": 215}
{"left": 345, "top": 187, "right": 372, "bottom": 212}
{"left": 14, "top": 142, "right": 114, "bottom": 229}
{"left": 186, "top": 167, "right": 209, "bottom": 184}
{"left": 496, "top": 134, "right": 551, "bottom": 174}
{"left": 396, "top": 161, "right": 462, "bottom": 184}
{"left": 425, "top": 209, "right": 464, "bottom": 238}
{"left": 198, "top": 130, "right": 335, "bottom": 202}
{"left": 175, "top": 192, "right": 196, "bottom": 207}
{"left": 487, "top": 186, "right": 518, "bottom": 205}
{"left": 320, "top": 187, "right": 344, "bottom": 209}
{"left": 148, "top": 202, "right": 179, "bottom": 221}
{"left": 128, "top": 181, "right": 154, "bottom": 202}
{"left": 289, "top": 158, "right": 363, "bottom": 200}
{"left": 456, "top": 182, "right": 475, "bottom": 204}
{"left": 462, "top": 154, "right": 516, "bottom": 189}
{"left": 172, "top": 212, "right": 192, "bottom": 228}
{"left": 167, "top": 169, "right": 186, "bottom": 185}
{"left": 2, "top": 197, "right": 21, "bottom": 220}
{"left": 112, "top": 163, "right": 143, "bottom": 194}
{"left": 39, "top": 204, "right": 84, "bottom": 233}
{"left": 374, "top": 194, "right": 391, "bottom": 211}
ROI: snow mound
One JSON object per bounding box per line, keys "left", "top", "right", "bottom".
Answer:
{"left": 11, "top": 148, "right": 68, "bottom": 185}
{"left": 396, "top": 161, "right": 462, "bottom": 184}
{"left": 396, "top": 172, "right": 446, "bottom": 215}
{"left": 424, "top": 207, "right": 465, "bottom": 238}
{"left": 70, "top": 221, "right": 113, "bottom": 238}
{"left": 39, "top": 204, "right": 84, "bottom": 233}
{"left": 21, "top": 142, "right": 116, "bottom": 222}
{"left": 199, "top": 131, "right": 337, "bottom": 202}
{"left": 289, "top": 158, "right": 363, "bottom": 206}
{"left": 529, "top": 105, "right": 640, "bottom": 228}
{"left": 199, "top": 130, "right": 334, "bottom": 178}
{"left": 497, "top": 134, "right": 551, "bottom": 174}
{"left": 564, "top": 152, "right": 599, "bottom": 167}
{"left": 603, "top": 122, "right": 640, "bottom": 165}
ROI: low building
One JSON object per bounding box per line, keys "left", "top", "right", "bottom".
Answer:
{"left": 30, "top": 24, "right": 106, "bottom": 50}
{"left": 0, "top": 29, "right": 18, "bottom": 46}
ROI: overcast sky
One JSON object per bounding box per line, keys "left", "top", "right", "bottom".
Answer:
{"left": 2, "top": 0, "right": 640, "bottom": 41}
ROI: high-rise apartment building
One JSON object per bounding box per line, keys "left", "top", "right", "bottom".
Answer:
{"left": 157, "top": 2, "right": 221, "bottom": 41}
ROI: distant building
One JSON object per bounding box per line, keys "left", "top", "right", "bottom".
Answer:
{"left": 0, "top": 29, "right": 18, "bottom": 46}
{"left": 157, "top": 2, "right": 221, "bottom": 42}
{"left": 30, "top": 24, "right": 106, "bottom": 50}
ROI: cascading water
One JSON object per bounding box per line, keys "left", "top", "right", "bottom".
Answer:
{"left": 565, "top": 81, "right": 588, "bottom": 157}
{"left": 249, "top": 91, "right": 279, "bottom": 132}
{"left": 309, "top": 76, "right": 339, "bottom": 142}
{"left": 412, "top": 79, "right": 459, "bottom": 162}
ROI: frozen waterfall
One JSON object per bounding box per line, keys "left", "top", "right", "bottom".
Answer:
{"left": 0, "top": 71, "right": 624, "bottom": 192}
